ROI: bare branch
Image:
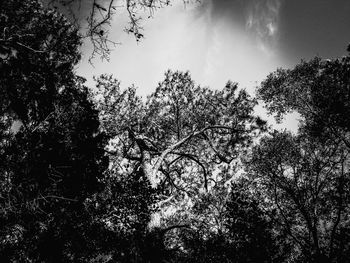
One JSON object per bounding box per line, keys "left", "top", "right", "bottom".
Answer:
{"left": 150, "top": 125, "right": 237, "bottom": 181}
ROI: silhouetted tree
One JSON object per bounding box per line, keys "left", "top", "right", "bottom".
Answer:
{"left": 174, "top": 179, "right": 277, "bottom": 263}
{"left": 255, "top": 48, "right": 350, "bottom": 262}
{"left": 257, "top": 48, "right": 350, "bottom": 149}
{"left": 0, "top": 0, "right": 109, "bottom": 261}
{"left": 247, "top": 131, "right": 350, "bottom": 262}
{"left": 223, "top": 180, "right": 277, "bottom": 263}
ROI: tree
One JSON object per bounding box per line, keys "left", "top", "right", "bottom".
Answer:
{"left": 247, "top": 131, "right": 350, "bottom": 262}
{"left": 88, "top": 70, "right": 267, "bottom": 262}
{"left": 257, "top": 48, "right": 350, "bottom": 148}
{"left": 0, "top": 0, "right": 108, "bottom": 261}
{"left": 92, "top": 70, "right": 266, "bottom": 206}
{"left": 223, "top": 179, "right": 277, "bottom": 263}
{"left": 82, "top": 168, "right": 159, "bottom": 262}
{"left": 255, "top": 48, "right": 350, "bottom": 261}
{"left": 171, "top": 179, "right": 277, "bottom": 263}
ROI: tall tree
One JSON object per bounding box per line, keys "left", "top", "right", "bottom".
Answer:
{"left": 247, "top": 131, "right": 350, "bottom": 262}
{"left": 223, "top": 179, "right": 277, "bottom": 263}
{"left": 83, "top": 168, "right": 159, "bottom": 262}
{"left": 171, "top": 179, "right": 277, "bottom": 263}
{"left": 257, "top": 48, "right": 350, "bottom": 148}
{"left": 92, "top": 71, "right": 266, "bottom": 204}
{"left": 0, "top": 0, "right": 108, "bottom": 261}
{"left": 255, "top": 48, "right": 350, "bottom": 261}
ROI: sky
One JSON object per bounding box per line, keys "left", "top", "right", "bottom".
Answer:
{"left": 76, "top": 0, "right": 350, "bottom": 131}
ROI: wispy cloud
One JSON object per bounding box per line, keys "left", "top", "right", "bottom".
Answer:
{"left": 201, "top": 0, "right": 284, "bottom": 55}
{"left": 245, "top": 0, "right": 283, "bottom": 54}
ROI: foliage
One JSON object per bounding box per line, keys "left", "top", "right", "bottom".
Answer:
{"left": 0, "top": 0, "right": 109, "bottom": 261}
{"left": 223, "top": 180, "right": 276, "bottom": 263}
{"left": 88, "top": 70, "right": 268, "bottom": 262}
{"left": 93, "top": 70, "right": 266, "bottom": 192}
{"left": 91, "top": 70, "right": 267, "bottom": 249}
{"left": 255, "top": 49, "right": 350, "bottom": 261}
{"left": 247, "top": 131, "right": 350, "bottom": 262}
{"left": 84, "top": 169, "right": 159, "bottom": 262}
{"left": 257, "top": 50, "right": 350, "bottom": 147}
{"left": 172, "top": 179, "right": 277, "bottom": 263}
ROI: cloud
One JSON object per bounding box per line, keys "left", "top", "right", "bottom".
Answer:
{"left": 201, "top": 0, "right": 284, "bottom": 55}
{"left": 245, "top": 0, "right": 283, "bottom": 51}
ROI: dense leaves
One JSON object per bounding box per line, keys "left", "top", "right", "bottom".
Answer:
{"left": 93, "top": 70, "right": 266, "bottom": 192}
{"left": 247, "top": 131, "right": 350, "bottom": 262}
{"left": 253, "top": 48, "right": 350, "bottom": 262}
{"left": 169, "top": 179, "right": 277, "bottom": 263}
{"left": 224, "top": 181, "right": 276, "bottom": 263}
{"left": 0, "top": 1, "right": 109, "bottom": 261}
{"left": 257, "top": 51, "right": 350, "bottom": 146}
{"left": 83, "top": 169, "right": 159, "bottom": 262}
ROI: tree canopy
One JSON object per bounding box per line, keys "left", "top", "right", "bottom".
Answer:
{"left": 257, "top": 50, "right": 350, "bottom": 147}
{"left": 247, "top": 131, "right": 350, "bottom": 262}
{"left": 2, "top": 0, "right": 350, "bottom": 262}
{"left": 0, "top": 0, "right": 109, "bottom": 261}
{"left": 92, "top": 70, "right": 266, "bottom": 210}
{"left": 252, "top": 49, "right": 350, "bottom": 262}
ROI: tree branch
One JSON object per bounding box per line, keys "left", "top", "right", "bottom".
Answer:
{"left": 171, "top": 151, "right": 208, "bottom": 190}
{"left": 150, "top": 125, "right": 235, "bottom": 181}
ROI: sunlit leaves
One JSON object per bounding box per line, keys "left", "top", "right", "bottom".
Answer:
{"left": 258, "top": 52, "right": 350, "bottom": 145}
{"left": 93, "top": 70, "right": 266, "bottom": 194}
